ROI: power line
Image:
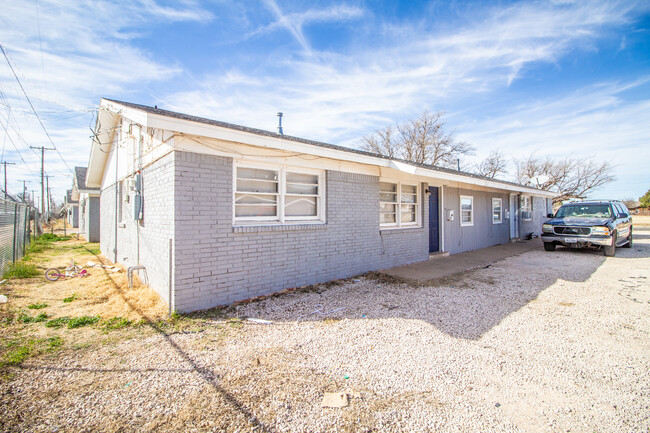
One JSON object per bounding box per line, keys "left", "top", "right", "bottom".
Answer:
{"left": 0, "top": 110, "right": 37, "bottom": 176}
{"left": 0, "top": 42, "right": 73, "bottom": 175}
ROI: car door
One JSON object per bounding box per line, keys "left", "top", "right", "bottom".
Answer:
{"left": 618, "top": 203, "right": 632, "bottom": 241}
{"left": 614, "top": 203, "right": 631, "bottom": 243}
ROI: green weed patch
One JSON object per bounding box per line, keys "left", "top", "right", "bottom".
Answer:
{"left": 2, "top": 262, "right": 40, "bottom": 279}
{"left": 62, "top": 294, "right": 77, "bottom": 303}
{"left": 102, "top": 317, "right": 132, "bottom": 330}
{"left": 18, "top": 312, "right": 48, "bottom": 323}
{"left": 67, "top": 315, "right": 100, "bottom": 329}
{"left": 45, "top": 316, "right": 70, "bottom": 328}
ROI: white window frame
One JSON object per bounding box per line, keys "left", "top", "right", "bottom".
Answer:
{"left": 460, "top": 195, "right": 474, "bottom": 227}
{"left": 233, "top": 162, "right": 326, "bottom": 225}
{"left": 492, "top": 198, "right": 502, "bottom": 224}
{"left": 379, "top": 180, "right": 421, "bottom": 229}
{"left": 522, "top": 196, "right": 533, "bottom": 221}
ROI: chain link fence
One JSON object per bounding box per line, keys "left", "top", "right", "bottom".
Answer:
{"left": 0, "top": 198, "right": 35, "bottom": 277}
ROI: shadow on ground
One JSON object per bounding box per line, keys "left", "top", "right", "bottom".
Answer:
{"left": 238, "top": 228, "right": 650, "bottom": 340}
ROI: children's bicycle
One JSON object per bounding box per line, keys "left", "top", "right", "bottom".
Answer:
{"left": 45, "top": 260, "right": 89, "bottom": 281}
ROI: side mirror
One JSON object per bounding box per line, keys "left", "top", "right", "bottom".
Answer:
{"left": 546, "top": 213, "right": 554, "bottom": 218}
{"left": 618, "top": 213, "right": 629, "bottom": 219}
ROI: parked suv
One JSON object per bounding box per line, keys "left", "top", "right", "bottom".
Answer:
{"left": 541, "top": 200, "right": 633, "bottom": 257}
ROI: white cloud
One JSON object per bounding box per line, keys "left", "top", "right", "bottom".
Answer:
{"left": 456, "top": 78, "right": 650, "bottom": 198}
{"left": 0, "top": 0, "right": 212, "bottom": 199}
{"left": 164, "top": 1, "right": 648, "bottom": 144}
{"left": 253, "top": 1, "right": 365, "bottom": 52}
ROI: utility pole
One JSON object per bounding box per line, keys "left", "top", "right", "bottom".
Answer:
{"left": 1, "top": 161, "right": 15, "bottom": 200}
{"left": 45, "top": 175, "right": 52, "bottom": 216}
{"left": 30, "top": 146, "right": 54, "bottom": 214}
{"left": 21, "top": 180, "right": 29, "bottom": 203}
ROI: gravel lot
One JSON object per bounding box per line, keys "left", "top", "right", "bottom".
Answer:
{"left": 2, "top": 228, "right": 649, "bottom": 432}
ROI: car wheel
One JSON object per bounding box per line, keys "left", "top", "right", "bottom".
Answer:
{"left": 604, "top": 232, "right": 617, "bottom": 257}
{"left": 622, "top": 228, "right": 632, "bottom": 248}
{"left": 543, "top": 242, "right": 556, "bottom": 251}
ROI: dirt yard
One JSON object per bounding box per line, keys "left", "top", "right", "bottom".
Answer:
{"left": 0, "top": 229, "right": 648, "bottom": 432}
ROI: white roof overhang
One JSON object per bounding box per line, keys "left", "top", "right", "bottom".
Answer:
{"left": 89, "top": 99, "right": 555, "bottom": 198}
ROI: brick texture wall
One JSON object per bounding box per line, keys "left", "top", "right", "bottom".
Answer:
{"left": 100, "top": 152, "right": 175, "bottom": 305}
{"left": 172, "top": 151, "right": 429, "bottom": 312}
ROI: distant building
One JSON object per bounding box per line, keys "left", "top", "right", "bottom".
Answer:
{"left": 70, "top": 167, "right": 100, "bottom": 242}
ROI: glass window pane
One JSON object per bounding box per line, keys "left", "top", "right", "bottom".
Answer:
{"left": 401, "top": 193, "right": 416, "bottom": 204}
{"left": 237, "top": 167, "right": 278, "bottom": 181}
{"left": 235, "top": 194, "right": 277, "bottom": 205}
{"left": 380, "top": 212, "right": 396, "bottom": 224}
{"left": 235, "top": 205, "right": 277, "bottom": 217}
{"left": 401, "top": 184, "right": 417, "bottom": 194}
{"left": 380, "top": 192, "right": 397, "bottom": 202}
{"left": 379, "top": 182, "right": 397, "bottom": 193}
{"left": 380, "top": 203, "right": 396, "bottom": 213}
{"left": 401, "top": 204, "right": 416, "bottom": 223}
{"left": 286, "top": 183, "right": 318, "bottom": 195}
{"left": 285, "top": 196, "right": 317, "bottom": 216}
{"left": 237, "top": 179, "right": 278, "bottom": 193}
{"left": 286, "top": 172, "right": 318, "bottom": 184}
{"left": 462, "top": 211, "right": 472, "bottom": 223}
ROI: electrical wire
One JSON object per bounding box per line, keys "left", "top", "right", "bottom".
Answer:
{"left": 0, "top": 43, "right": 73, "bottom": 174}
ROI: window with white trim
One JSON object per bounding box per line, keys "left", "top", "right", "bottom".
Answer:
{"left": 492, "top": 198, "right": 502, "bottom": 224}
{"left": 234, "top": 165, "right": 324, "bottom": 224}
{"left": 521, "top": 196, "right": 532, "bottom": 221}
{"left": 460, "top": 195, "right": 473, "bottom": 226}
{"left": 379, "top": 181, "right": 419, "bottom": 228}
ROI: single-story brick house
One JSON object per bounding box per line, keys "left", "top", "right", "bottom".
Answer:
{"left": 71, "top": 167, "right": 101, "bottom": 242}
{"left": 86, "top": 99, "right": 554, "bottom": 313}
{"left": 63, "top": 189, "right": 78, "bottom": 228}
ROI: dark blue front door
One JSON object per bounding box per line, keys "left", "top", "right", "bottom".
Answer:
{"left": 428, "top": 186, "right": 439, "bottom": 253}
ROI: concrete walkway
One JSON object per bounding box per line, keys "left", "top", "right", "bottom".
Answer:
{"left": 381, "top": 238, "right": 542, "bottom": 281}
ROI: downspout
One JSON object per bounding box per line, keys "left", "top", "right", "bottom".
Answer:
{"left": 113, "top": 133, "right": 119, "bottom": 263}
{"left": 136, "top": 129, "right": 143, "bottom": 265}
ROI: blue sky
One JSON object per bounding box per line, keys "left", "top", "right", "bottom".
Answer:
{"left": 1, "top": 0, "right": 649, "bottom": 204}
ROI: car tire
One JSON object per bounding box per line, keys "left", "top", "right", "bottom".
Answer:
{"left": 622, "top": 228, "right": 632, "bottom": 248}
{"left": 543, "top": 242, "right": 556, "bottom": 251}
{"left": 604, "top": 232, "right": 617, "bottom": 257}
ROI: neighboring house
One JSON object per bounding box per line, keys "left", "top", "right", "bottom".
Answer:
{"left": 64, "top": 189, "right": 79, "bottom": 228}
{"left": 72, "top": 167, "right": 101, "bottom": 242}
{"left": 86, "top": 99, "right": 554, "bottom": 313}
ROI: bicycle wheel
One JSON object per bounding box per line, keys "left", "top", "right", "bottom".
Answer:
{"left": 45, "top": 268, "right": 61, "bottom": 281}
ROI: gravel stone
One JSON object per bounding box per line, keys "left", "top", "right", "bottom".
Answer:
{"left": 1, "top": 229, "right": 649, "bottom": 432}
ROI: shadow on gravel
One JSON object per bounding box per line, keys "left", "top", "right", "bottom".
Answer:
{"left": 240, "top": 228, "right": 650, "bottom": 341}
{"left": 15, "top": 249, "right": 273, "bottom": 433}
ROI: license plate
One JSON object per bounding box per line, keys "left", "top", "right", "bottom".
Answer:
{"left": 564, "top": 237, "right": 578, "bottom": 243}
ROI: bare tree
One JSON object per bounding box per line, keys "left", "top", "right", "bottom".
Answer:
{"left": 361, "top": 111, "right": 474, "bottom": 168}
{"left": 361, "top": 125, "right": 399, "bottom": 159}
{"left": 621, "top": 198, "right": 639, "bottom": 209}
{"left": 475, "top": 150, "right": 508, "bottom": 179}
{"left": 514, "top": 155, "right": 615, "bottom": 204}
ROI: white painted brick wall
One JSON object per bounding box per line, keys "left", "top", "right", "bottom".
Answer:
{"left": 103, "top": 150, "right": 429, "bottom": 313}
{"left": 172, "top": 151, "right": 428, "bottom": 312}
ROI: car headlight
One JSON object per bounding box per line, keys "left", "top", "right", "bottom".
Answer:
{"left": 542, "top": 224, "right": 553, "bottom": 233}
{"left": 591, "top": 226, "right": 610, "bottom": 236}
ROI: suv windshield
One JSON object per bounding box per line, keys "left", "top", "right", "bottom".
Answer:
{"left": 555, "top": 204, "right": 612, "bottom": 218}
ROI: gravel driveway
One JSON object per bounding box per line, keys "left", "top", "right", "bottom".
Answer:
{"left": 2, "top": 229, "right": 649, "bottom": 432}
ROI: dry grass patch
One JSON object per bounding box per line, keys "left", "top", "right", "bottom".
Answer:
{"left": 3, "top": 237, "right": 166, "bottom": 322}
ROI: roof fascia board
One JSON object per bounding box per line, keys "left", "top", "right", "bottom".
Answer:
{"left": 87, "top": 100, "right": 120, "bottom": 187}
{"left": 411, "top": 166, "right": 555, "bottom": 197}
{"left": 111, "top": 102, "right": 555, "bottom": 197}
